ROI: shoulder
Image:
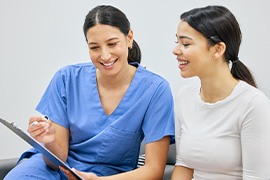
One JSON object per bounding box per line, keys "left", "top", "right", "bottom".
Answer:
{"left": 238, "top": 82, "right": 270, "bottom": 134}
{"left": 53, "top": 62, "right": 95, "bottom": 78}
{"left": 237, "top": 81, "right": 270, "bottom": 115}
{"left": 48, "top": 62, "right": 95, "bottom": 84}
{"left": 237, "top": 81, "right": 270, "bottom": 103}
{"left": 57, "top": 62, "right": 94, "bottom": 73}
{"left": 137, "top": 65, "right": 169, "bottom": 86}
{"left": 134, "top": 65, "right": 174, "bottom": 100}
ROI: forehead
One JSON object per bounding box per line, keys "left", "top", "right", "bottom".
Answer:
{"left": 86, "top": 24, "right": 124, "bottom": 42}
{"left": 176, "top": 21, "right": 205, "bottom": 41}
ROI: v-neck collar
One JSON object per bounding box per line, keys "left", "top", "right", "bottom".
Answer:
{"left": 93, "top": 63, "right": 140, "bottom": 118}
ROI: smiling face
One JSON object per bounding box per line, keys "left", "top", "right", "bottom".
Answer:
{"left": 86, "top": 24, "right": 133, "bottom": 77}
{"left": 172, "top": 21, "right": 216, "bottom": 79}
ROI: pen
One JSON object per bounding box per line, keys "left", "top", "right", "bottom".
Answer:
{"left": 31, "top": 116, "right": 49, "bottom": 126}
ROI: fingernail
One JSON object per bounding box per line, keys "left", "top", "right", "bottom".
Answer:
{"left": 31, "top": 121, "right": 39, "bottom": 126}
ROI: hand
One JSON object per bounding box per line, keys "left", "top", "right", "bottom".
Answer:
{"left": 27, "top": 116, "right": 55, "bottom": 144}
{"left": 60, "top": 166, "right": 99, "bottom": 180}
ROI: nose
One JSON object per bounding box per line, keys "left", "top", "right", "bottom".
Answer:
{"left": 101, "top": 48, "right": 111, "bottom": 60}
{"left": 172, "top": 45, "right": 182, "bottom": 56}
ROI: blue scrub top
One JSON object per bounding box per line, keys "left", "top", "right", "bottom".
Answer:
{"left": 35, "top": 62, "right": 175, "bottom": 176}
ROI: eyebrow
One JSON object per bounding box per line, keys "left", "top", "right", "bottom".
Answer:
{"left": 88, "top": 37, "right": 119, "bottom": 45}
{"left": 176, "top": 34, "right": 193, "bottom": 40}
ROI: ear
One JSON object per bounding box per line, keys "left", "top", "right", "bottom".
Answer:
{"left": 212, "top": 42, "right": 226, "bottom": 60}
{"left": 127, "top": 30, "right": 134, "bottom": 48}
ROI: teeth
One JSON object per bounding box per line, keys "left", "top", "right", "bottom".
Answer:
{"left": 179, "top": 61, "right": 188, "bottom": 65}
{"left": 103, "top": 61, "right": 115, "bottom": 66}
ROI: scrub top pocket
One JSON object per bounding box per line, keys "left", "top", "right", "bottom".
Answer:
{"left": 96, "top": 126, "right": 141, "bottom": 166}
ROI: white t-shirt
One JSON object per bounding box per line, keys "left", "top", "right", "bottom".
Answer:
{"left": 175, "top": 81, "right": 270, "bottom": 179}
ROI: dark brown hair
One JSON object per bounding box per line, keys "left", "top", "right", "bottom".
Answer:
{"left": 83, "top": 5, "right": 141, "bottom": 64}
{"left": 181, "top": 5, "right": 257, "bottom": 87}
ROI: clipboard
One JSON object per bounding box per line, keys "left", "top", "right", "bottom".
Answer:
{"left": 0, "top": 117, "right": 83, "bottom": 180}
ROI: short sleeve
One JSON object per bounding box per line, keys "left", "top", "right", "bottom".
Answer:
{"left": 142, "top": 80, "right": 175, "bottom": 144}
{"left": 35, "top": 67, "right": 69, "bottom": 128}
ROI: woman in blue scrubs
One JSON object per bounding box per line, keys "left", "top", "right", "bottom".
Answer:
{"left": 5, "top": 5, "right": 174, "bottom": 180}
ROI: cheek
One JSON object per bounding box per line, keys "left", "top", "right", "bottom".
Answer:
{"left": 115, "top": 46, "right": 129, "bottom": 58}
{"left": 89, "top": 51, "right": 99, "bottom": 62}
{"left": 185, "top": 47, "right": 205, "bottom": 60}
{"left": 182, "top": 48, "right": 193, "bottom": 58}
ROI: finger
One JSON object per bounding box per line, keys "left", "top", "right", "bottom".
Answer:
{"left": 28, "top": 116, "right": 42, "bottom": 126}
{"left": 28, "top": 123, "right": 44, "bottom": 134}
{"left": 29, "top": 128, "right": 47, "bottom": 138}
{"left": 34, "top": 119, "right": 51, "bottom": 131}
{"left": 60, "top": 166, "right": 78, "bottom": 180}
{"left": 73, "top": 168, "right": 97, "bottom": 179}
{"left": 28, "top": 120, "right": 46, "bottom": 130}
{"left": 28, "top": 118, "right": 51, "bottom": 133}
{"left": 28, "top": 122, "right": 51, "bottom": 137}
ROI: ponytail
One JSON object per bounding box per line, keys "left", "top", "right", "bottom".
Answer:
{"left": 231, "top": 60, "right": 257, "bottom": 88}
{"left": 128, "top": 40, "right": 141, "bottom": 64}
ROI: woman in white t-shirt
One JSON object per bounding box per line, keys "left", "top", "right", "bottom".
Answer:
{"left": 171, "top": 5, "right": 270, "bottom": 180}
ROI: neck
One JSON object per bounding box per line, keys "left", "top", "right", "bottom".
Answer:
{"left": 96, "top": 64, "right": 136, "bottom": 89}
{"left": 199, "top": 71, "right": 239, "bottom": 103}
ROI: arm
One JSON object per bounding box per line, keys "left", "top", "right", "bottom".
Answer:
{"left": 171, "top": 166, "right": 193, "bottom": 180}
{"left": 241, "top": 95, "right": 270, "bottom": 178}
{"left": 62, "top": 136, "right": 170, "bottom": 180}
{"left": 28, "top": 116, "right": 69, "bottom": 170}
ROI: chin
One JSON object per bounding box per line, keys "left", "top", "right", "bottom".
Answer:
{"left": 180, "top": 72, "right": 192, "bottom": 79}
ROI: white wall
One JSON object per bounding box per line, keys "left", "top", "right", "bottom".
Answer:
{"left": 1, "top": 0, "right": 269, "bottom": 159}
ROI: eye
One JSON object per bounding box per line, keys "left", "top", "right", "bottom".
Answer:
{"left": 108, "top": 42, "right": 117, "bottom": 47}
{"left": 89, "top": 46, "right": 99, "bottom": 51}
{"left": 182, "top": 43, "right": 190, "bottom": 47}
{"left": 180, "top": 39, "right": 191, "bottom": 47}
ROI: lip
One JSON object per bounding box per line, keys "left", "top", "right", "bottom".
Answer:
{"left": 177, "top": 58, "right": 188, "bottom": 70}
{"left": 100, "top": 59, "right": 117, "bottom": 68}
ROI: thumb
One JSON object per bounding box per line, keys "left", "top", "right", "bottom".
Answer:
{"left": 72, "top": 168, "right": 97, "bottom": 179}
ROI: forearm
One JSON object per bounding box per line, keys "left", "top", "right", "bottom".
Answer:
{"left": 171, "top": 166, "right": 193, "bottom": 180}
{"left": 43, "top": 141, "right": 68, "bottom": 170}
{"left": 100, "top": 163, "right": 165, "bottom": 180}
{"left": 43, "top": 121, "right": 69, "bottom": 170}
